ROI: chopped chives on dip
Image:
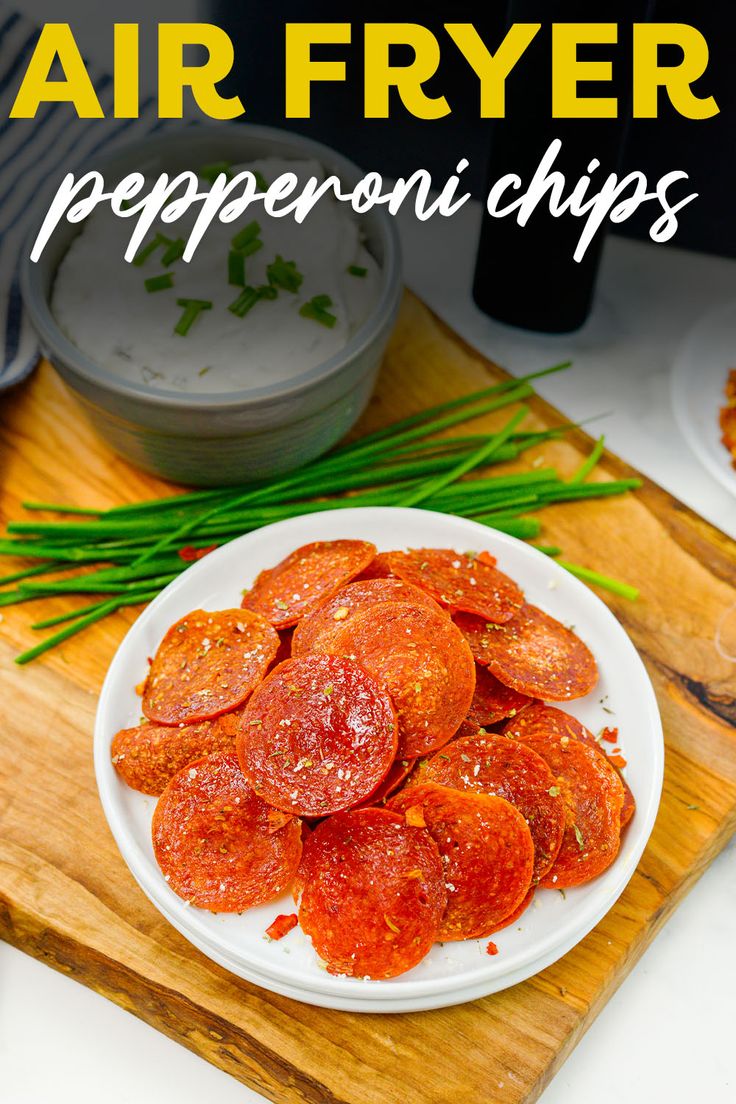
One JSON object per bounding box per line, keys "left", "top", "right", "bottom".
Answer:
{"left": 133, "top": 232, "right": 171, "bottom": 267}
{"left": 228, "top": 250, "right": 247, "bottom": 287}
{"left": 174, "top": 298, "right": 212, "bottom": 336}
{"left": 145, "top": 272, "right": 175, "bottom": 293}
{"left": 267, "top": 255, "right": 303, "bottom": 293}
{"left": 228, "top": 286, "right": 262, "bottom": 318}
{"left": 299, "top": 294, "right": 337, "bottom": 328}
{"left": 200, "top": 160, "right": 233, "bottom": 184}
{"left": 161, "top": 238, "right": 186, "bottom": 266}
{"left": 231, "top": 221, "right": 261, "bottom": 251}
{"left": 347, "top": 264, "right": 368, "bottom": 277}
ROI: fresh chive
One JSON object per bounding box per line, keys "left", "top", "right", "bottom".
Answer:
{"left": 347, "top": 264, "right": 368, "bottom": 277}
{"left": 133, "top": 233, "right": 171, "bottom": 267}
{"left": 253, "top": 171, "right": 268, "bottom": 192}
{"left": 300, "top": 294, "right": 337, "bottom": 328}
{"left": 267, "top": 255, "right": 303, "bottom": 293}
{"left": 200, "top": 161, "right": 233, "bottom": 184}
{"left": 174, "top": 298, "right": 212, "bottom": 337}
{"left": 231, "top": 221, "right": 261, "bottom": 250}
{"left": 570, "top": 436, "right": 605, "bottom": 483}
{"left": 228, "top": 250, "right": 246, "bottom": 287}
{"left": 557, "top": 560, "right": 639, "bottom": 601}
{"left": 144, "top": 272, "right": 174, "bottom": 293}
{"left": 239, "top": 238, "right": 263, "bottom": 259}
{"left": 30, "top": 588, "right": 160, "bottom": 630}
{"left": 161, "top": 238, "right": 186, "bottom": 266}
{"left": 228, "top": 286, "right": 260, "bottom": 318}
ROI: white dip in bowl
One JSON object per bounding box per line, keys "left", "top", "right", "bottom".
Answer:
{"left": 51, "top": 157, "right": 382, "bottom": 394}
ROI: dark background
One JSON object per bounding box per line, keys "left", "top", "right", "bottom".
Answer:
{"left": 213, "top": 0, "right": 734, "bottom": 259}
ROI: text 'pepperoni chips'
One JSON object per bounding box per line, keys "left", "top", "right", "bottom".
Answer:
{"left": 237, "top": 654, "right": 398, "bottom": 816}
{"left": 292, "top": 576, "right": 442, "bottom": 656}
{"left": 297, "top": 807, "right": 446, "bottom": 978}
{"left": 466, "top": 664, "right": 535, "bottom": 728}
{"left": 504, "top": 704, "right": 625, "bottom": 889}
{"left": 423, "top": 732, "right": 565, "bottom": 883}
{"left": 311, "top": 600, "right": 476, "bottom": 758}
{"left": 387, "top": 548, "right": 523, "bottom": 624}
{"left": 241, "top": 540, "right": 377, "bottom": 628}
{"left": 112, "top": 711, "right": 242, "bottom": 796}
{"left": 152, "top": 752, "right": 302, "bottom": 912}
{"left": 143, "top": 609, "right": 279, "bottom": 725}
{"left": 456, "top": 602, "right": 598, "bottom": 702}
{"left": 388, "top": 783, "right": 534, "bottom": 941}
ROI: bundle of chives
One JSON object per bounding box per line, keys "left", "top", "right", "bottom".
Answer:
{"left": 1, "top": 373, "right": 641, "bottom": 663}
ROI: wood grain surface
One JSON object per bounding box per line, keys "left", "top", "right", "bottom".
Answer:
{"left": 1, "top": 292, "right": 735, "bottom": 1104}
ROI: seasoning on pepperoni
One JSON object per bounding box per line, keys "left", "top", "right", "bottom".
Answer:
{"left": 237, "top": 654, "right": 398, "bottom": 816}
{"left": 312, "top": 601, "right": 476, "bottom": 758}
{"left": 298, "top": 807, "right": 446, "bottom": 978}
{"left": 388, "top": 783, "right": 534, "bottom": 941}
{"left": 241, "top": 540, "right": 377, "bottom": 628}
{"left": 152, "top": 752, "right": 302, "bottom": 912}
{"left": 503, "top": 704, "right": 624, "bottom": 888}
{"left": 357, "top": 551, "right": 396, "bottom": 580}
{"left": 387, "top": 548, "right": 523, "bottom": 624}
{"left": 142, "top": 609, "right": 279, "bottom": 726}
{"left": 549, "top": 714, "right": 636, "bottom": 830}
{"left": 352, "top": 757, "right": 417, "bottom": 808}
{"left": 466, "top": 664, "right": 534, "bottom": 727}
{"left": 424, "top": 732, "right": 565, "bottom": 882}
{"left": 292, "top": 577, "right": 442, "bottom": 656}
{"left": 455, "top": 603, "right": 598, "bottom": 701}
{"left": 111, "top": 710, "right": 242, "bottom": 795}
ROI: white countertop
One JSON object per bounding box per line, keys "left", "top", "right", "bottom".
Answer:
{"left": 3, "top": 186, "right": 736, "bottom": 1103}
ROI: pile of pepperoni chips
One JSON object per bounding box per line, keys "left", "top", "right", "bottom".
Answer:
{"left": 111, "top": 540, "right": 635, "bottom": 980}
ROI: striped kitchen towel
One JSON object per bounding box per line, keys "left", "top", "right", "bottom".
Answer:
{"left": 0, "top": 8, "right": 160, "bottom": 392}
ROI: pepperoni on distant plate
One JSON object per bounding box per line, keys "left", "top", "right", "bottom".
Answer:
{"left": 111, "top": 710, "right": 242, "bottom": 795}
{"left": 466, "top": 664, "right": 535, "bottom": 727}
{"left": 423, "top": 732, "right": 565, "bottom": 882}
{"left": 142, "top": 609, "right": 279, "bottom": 725}
{"left": 152, "top": 752, "right": 302, "bottom": 912}
{"left": 388, "top": 783, "right": 534, "bottom": 941}
{"left": 312, "top": 600, "right": 476, "bottom": 758}
{"left": 237, "top": 654, "right": 398, "bottom": 816}
{"left": 387, "top": 548, "right": 523, "bottom": 624}
{"left": 455, "top": 603, "right": 598, "bottom": 701}
{"left": 503, "top": 704, "right": 624, "bottom": 888}
{"left": 241, "top": 540, "right": 377, "bottom": 628}
{"left": 297, "top": 807, "right": 446, "bottom": 978}
{"left": 292, "top": 577, "right": 442, "bottom": 656}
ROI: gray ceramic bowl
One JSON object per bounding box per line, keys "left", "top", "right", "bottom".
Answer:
{"left": 21, "top": 124, "right": 402, "bottom": 487}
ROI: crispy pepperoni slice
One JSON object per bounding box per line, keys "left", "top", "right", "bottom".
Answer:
{"left": 486, "top": 889, "right": 534, "bottom": 935}
{"left": 312, "top": 601, "right": 476, "bottom": 758}
{"left": 271, "top": 628, "right": 293, "bottom": 668}
{"left": 152, "top": 752, "right": 302, "bottom": 912}
{"left": 388, "top": 783, "right": 534, "bottom": 941}
{"left": 111, "top": 710, "right": 242, "bottom": 795}
{"left": 455, "top": 603, "right": 598, "bottom": 701}
{"left": 503, "top": 704, "right": 624, "bottom": 888}
{"left": 292, "top": 577, "right": 442, "bottom": 656}
{"left": 297, "top": 807, "right": 446, "bottom": 978}
{"left": 142, "top": 609, "right": 279, "bottom": 725}
{"left": 387, "top": 548, "right": 523, "bottom": 623}
{"left": 553, "top": 718, "right": 636, "bottom": 830}
{"left": 352, "top": 757, "right": 417, "bottom": 808}
{"left": 241, "top": 540, "right": 376, "bottom": 628}
{"left": 357, "top": 552, "right": 396, "bottom": 580}
{"left": 466, "top": 664, "right": 535, "bottom": 727}
{"left": 237, "top": 654, "right": 398, "bottom": 816}
{"left": 423, "top": 732, "right": 565, "bottom": 882}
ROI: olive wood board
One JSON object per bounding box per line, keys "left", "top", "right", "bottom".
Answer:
{"left": 1, "top": 291, "right": 735, "bottom": 1104}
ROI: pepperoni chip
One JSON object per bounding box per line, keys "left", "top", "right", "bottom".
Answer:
{"left": 152, "top": 752, "right": 302, "bottom": 912}
{"left": 143, "top": 609, "right": 279, "bottom": 725}
{"left": 466, "top": 664, "right": 534, "bottom": 727}
{"left": 312, "top": 601, "right": 476, "bottom": 758}
{"left": 387, "top": 548, "right": 523, "bottom": 624}
{"left": 241, "top": 540, "right": 376, "bottom": 628}
{"left": 292, "top": 577, "right": 442, "bottom": 656}
{"left": 357, "top": 552, "right": 396, "bottom": 580}
{"left": 504, "top": 704, "right": 624, "bottom": 888}
{"left": 455, "top": 603, "right": 598, "bottom": 701}
{"left": 237, "top": 655, "right": 398, "bottom": 816}
{"left": 111, "top": 710, "right": 242, "bottom": 795}
{"left": 424, "top": 732, "right": 565, "bottom": 882}
{"left": 388, "top": 783, "right": 534, "bottom": 941}
{"left": 298, "top": 807, "right": 446, "bottom": 978}
{"left": 542, "top": 715, "right": 636, "bottom": 830}
{"left": 353, "top": 757, "right": 416, "bottom": 808}
{"left": 487, "top": 888, "right": 534, "bottom": 935}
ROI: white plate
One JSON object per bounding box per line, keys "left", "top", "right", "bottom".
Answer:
{"left": 671, "top": 299, "right": 736, "bottom": 497}
{"left": 95, "top": 507, "right": 663, "bottom": 1012}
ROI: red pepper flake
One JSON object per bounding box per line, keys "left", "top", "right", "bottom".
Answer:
{"left": 486, "top": 940, "right": 499, "bottom": 956}
{"left": 608, "top": 754, "right": 627, "bottom": 769}
{"left": 265, "top": 913, "right": 298, "bottom": 941}
{"left": 178, "top": 544, "right": 218, "bottom": 563}
{"left": 600, "top": 726, "right": 619, "bottom": 744}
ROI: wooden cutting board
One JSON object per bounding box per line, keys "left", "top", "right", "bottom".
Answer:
{"left": 1, "top": 292, "right": 736, "bottom": 1104}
